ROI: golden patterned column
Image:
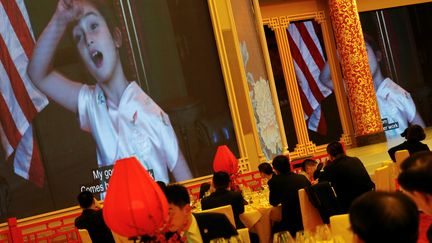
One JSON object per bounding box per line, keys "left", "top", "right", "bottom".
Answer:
{"left": 328, "top": 0, "right": 384, "bottom": 144}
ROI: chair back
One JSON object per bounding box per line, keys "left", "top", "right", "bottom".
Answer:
{"left": 304, "top": 182, "right": 341, "bottom": 224}
{"left": 395, "top": 149, "right": 410, "bottom": 173}
{"left": 298, "top": 188, "right": 323, "bottom": 231}
{"left": 329, "top": 214, "right": 354, "bottom": 243}
{"left": 78, "top": 229, "right": 92, "bottom": 243}
{"left": 237, "top": 228, "right": 250, "bottom": 243}
{"left": 374, "top": 165, "right": 395, "bottom": 191}
{"left": 200, "top": 205, "right": 236, "bottom": 228}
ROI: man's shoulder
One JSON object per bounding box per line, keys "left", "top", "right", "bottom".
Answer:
{"left": 226, "top": 190, "right": 242, "bottom": 197}
{"left": 269, "top": 174, "right": 284, "bottom": 182}
{"left": 271, "top": 173, "right": 308, "bottom": 185}
{"left": 346, "top": 155, "right": 363, "bottom": 163}
{"left": 75, "top": 209, "right": 101, "bottom": 227}
{"left": 200, "top": 193, "right": 219, "bottom": 208}
{"left": 200, "top": 195, "right": 211, "bottom": 206}
{"left": 289, "top": 173, "right": 312, "bottom": 185}
{"left": 202, "top": 190, "right": 241, "bottom": 203}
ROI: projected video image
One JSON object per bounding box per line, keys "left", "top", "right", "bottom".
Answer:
{"left": 0, "top": 0, "right": 238, "bottom": 220}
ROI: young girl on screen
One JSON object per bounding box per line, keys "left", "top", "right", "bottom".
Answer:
{"left": 27, "top": 0, "right": 192, "bottom": 183}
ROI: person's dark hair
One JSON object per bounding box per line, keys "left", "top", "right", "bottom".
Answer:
{"left": 406, "top": 124, "right": 426, "bottom": 142}
{"left": 258, "top": 162, "right": 273, "bottom": 176}
{"left": 326, "top": 141, "right": 345, "bottom": 157}
{"left": 349, "top": 191, "right": 419, "bottom": 243}
{"left": 67, "top": 0, "right": 120, "bottom": 44}
{"left": 212, "top": 171, "right": 231, "bottom": 190}
{"left": 156, "top": 181, "right": 167, "bottom": 193}
{"left": 272, "top": 155, "right": 291, "bottom": 174}
{"left": 199, "top": 182, "right": 211, "bottom": 199}
{"left": 75, "top": 0, "right": 121, "bottom": 35}
{"left": 77, "top": 191, "right": 94, "bottom": 209}
{"left": 398, "top": 151, "right": 432, "bottom": 194}
{"left": 164, "top": 184, "right": 190, "bottom": 208}
{"left": 301, "top": 159, "right": 318, "bottom": 172}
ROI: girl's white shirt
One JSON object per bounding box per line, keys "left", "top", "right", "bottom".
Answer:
{"left": 78, "top": 81, "right": 181, "bottom": 183}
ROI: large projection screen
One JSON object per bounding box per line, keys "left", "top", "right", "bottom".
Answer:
{"left": 0, "top": 0, "right": 238, "bottom": 221}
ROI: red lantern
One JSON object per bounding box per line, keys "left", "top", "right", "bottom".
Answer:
{"left": 103, "top": 157, "right": 169, "bottom": 238}
{"left": 213, "top": 145, "right": 239, "bottom": 175}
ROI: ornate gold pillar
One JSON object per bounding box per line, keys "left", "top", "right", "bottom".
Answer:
{"left": 328, "top": 0, "right": 385, "bottom": 145}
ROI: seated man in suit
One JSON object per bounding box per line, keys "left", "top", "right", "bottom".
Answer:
{"left": 165, "top": 184, "right": 238, "bottom": 243}
{"left": 201, "top": 171, "right": 245, "bottom": 229}
{"left": 268, "top": 155, "right": 311, "bottom": 236}
{"left": 74, "top": 191, "right": 115, "bottom": 243}
{"left": 318, "top": 141, "right": 375, "bottom": 213}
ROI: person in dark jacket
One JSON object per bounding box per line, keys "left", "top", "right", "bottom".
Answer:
{"left": 201, "top": 171, "right": 245, "bottom": 229}
{"left": 319, "top": 141, "right": 375, "bottom": 213}
{"left": 75, "top": 191, "right": 115, "bottom": 243}
{"left": 388, "top": 124, "right": 430, "bottom": 162}
{"left": 268, "top": 155, "right": 311, "bottom": 236}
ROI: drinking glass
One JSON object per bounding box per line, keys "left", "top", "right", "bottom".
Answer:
{"left": 295, "top": 230, "right": 315, "bottom": 243}
{"left": 273, "top": 231, "right": 295, "bottom": 243}
{"left": 315, "top": 224, "right": 332, "bottom": 242}
{"left": 210, "top": 235, "right": 243, "bottom": 243}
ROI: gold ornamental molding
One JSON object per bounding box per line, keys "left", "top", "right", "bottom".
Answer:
{"left": 262, "top": 9, "right": 355, "bottom": 156}
{"left": 207, "top": 0, "right": 256, "bottom": 171}
{"left": 252, "top": 0, "right": 289, "bottom": 154}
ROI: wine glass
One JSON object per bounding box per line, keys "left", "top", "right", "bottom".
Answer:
{"left": 315, "top": 224, "right": 332, "bottom": 242}
{"left": 273, "top": 231, "right": 295, "bottom": 243}
{"left": 295, "top": 230, "right": 315, "bottom": 243}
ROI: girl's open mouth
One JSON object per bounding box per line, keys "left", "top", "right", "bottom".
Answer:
{"left": 91, "top": 50, "right": 103, "bottom": 68}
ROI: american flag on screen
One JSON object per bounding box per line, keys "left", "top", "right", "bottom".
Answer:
{"left": 0, "top": 0, "right": 48, "bottom": 187}
{"left": 287, "top": 21, "right": 332, "bottom": 135}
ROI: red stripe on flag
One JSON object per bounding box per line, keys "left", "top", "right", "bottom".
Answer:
{"left": 0, "top": 95, "right": 21, "bottom": 149}
{"left": 0, "top": 36, "right": 37, "bottom": 121}
{"left": 28, "top": 136, "right": 44, "bottom": 187}
{"left": 298, "top": 84, "right": 314, "bottom": 116}
{"left": 0, "top": 0, "right": 34, "bottom": 58}
{"left": 294, "top": 22, "right": 325, "bottom": 70}
{"left": 287, "top": 32, "right": 325, "bottom": 102}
